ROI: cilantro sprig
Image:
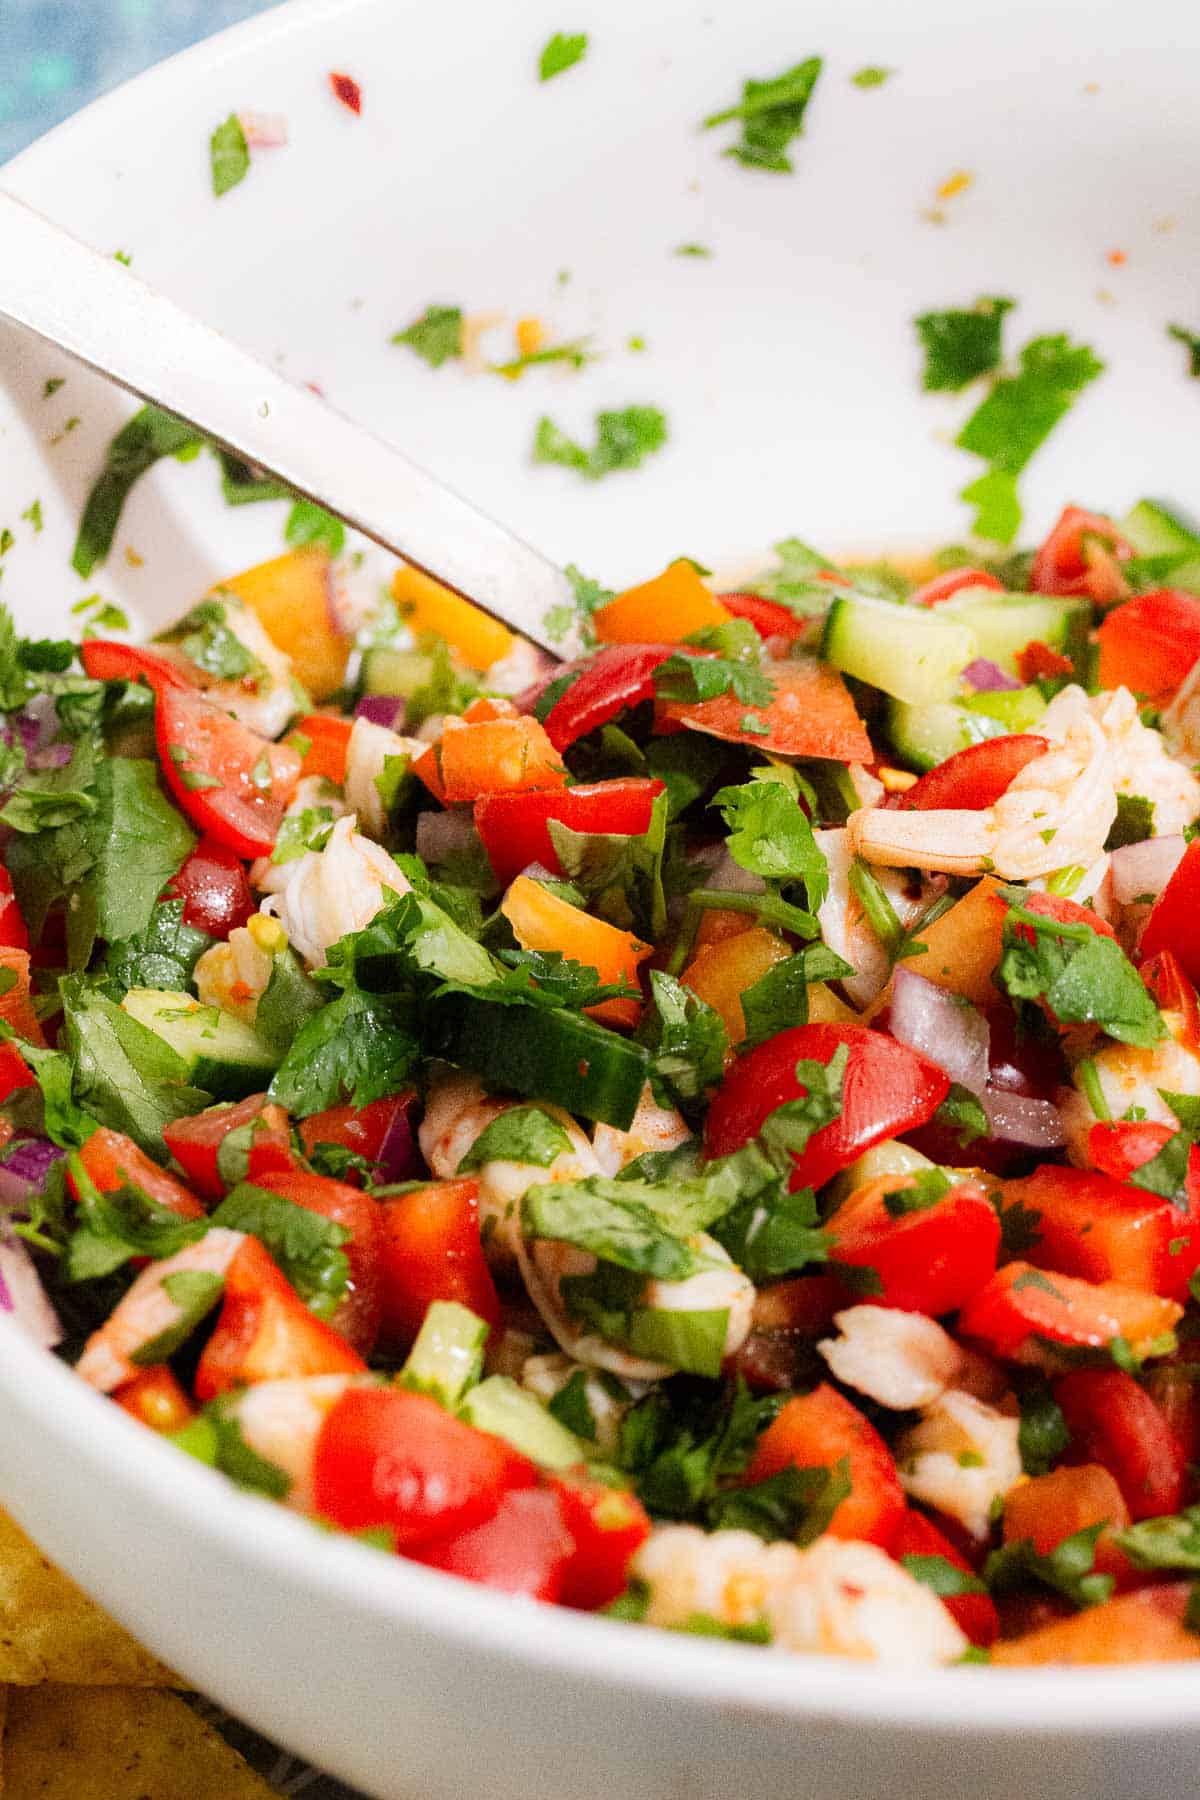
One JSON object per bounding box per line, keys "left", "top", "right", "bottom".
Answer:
{"left": 702, "top": 58, "right": 824, "bottom": 173}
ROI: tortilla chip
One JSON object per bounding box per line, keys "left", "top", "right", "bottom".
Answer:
{"left": 0, "top": 1511, "right": 177, "bottom": 1686}
{"left": 3, "top": 1686, "right": 277, "bottom": 1798}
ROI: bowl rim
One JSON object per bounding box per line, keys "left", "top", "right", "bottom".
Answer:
{"left": 4, "top": 0, "right": 1200, "bottom": 1735}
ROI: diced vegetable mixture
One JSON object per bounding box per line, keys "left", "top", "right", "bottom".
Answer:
{"left": 7, "top": 498, "right": 1200, "bottom": 1667}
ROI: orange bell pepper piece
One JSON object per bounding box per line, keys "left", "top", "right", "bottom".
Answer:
{"left": 1002, "top": 1464, "right": 1134, "bottom": 1585}
{"left": 594, "top": 560, "right": 730, "bottom": 645}
{"left": 992, "top": 1586, "right": 1200, "bottom": 1664}
{"left": 435, "top": 716, "right": 568, "bottom": 804}
{"left": 293, "top": 713, "right": 354, "bottom": 784}
{"left": 223, "top": 547, "right": 350, "bottom": 700}
{"left": 681, "top": 926, "right": 792, "bottom": 1050}
{"left": 0, "top": 948, "right": 44, "bottom": 1047}
{"left": 392, "top": 565, "right": 514, "bottom": 670}
{"left": 501, "top": 875, "right": 649, "bottom": 1028}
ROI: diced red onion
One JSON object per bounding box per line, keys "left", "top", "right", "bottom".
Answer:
{"left": 30, "top": 741, "right": 73, "bottom": 771}
{"left": 1110, "top": 834, "right": 1186, "bottom": 907}
{"left": 415, "top": 808, "right": 478, "bottom": 865}
{"left": 0, "top": 1140, "right": 66, "bottom": 1218}
{"left": 354, "top": 694, "right": 407, "bottom": 730}
{"left": 891, "top": 965, "right": 990, "bottom": 1093}
{"left": 238, "top": 110, "right": 289, "bottom": 148}
{"left": 0, "top": 1224, "right": 61, "bottom": 1349}
{"left": 961, "top": 658, "right": 1022, "bottom": 693}
{"left": 376, "top": 1095, "right": 422, "bottom": 1184}
{"left": 982, "top": 1089, "right": 1066, "bottom": 1149}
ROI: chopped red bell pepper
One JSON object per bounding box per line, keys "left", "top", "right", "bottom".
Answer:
{"left": 194, "top": 1236, "right": 368, "bottom": 1400}
{"left": 547, "top": 1472, "right": 652, "bottom": 1610}
{"left": 253, "top": 1167, "right": 385, "bottom": 1357}
{"left": 1016, "top": 640, "right": 1074, "bottom": 685}
{"left": 474, "top": 778, "right": 664, "bottom": 888}
{"left": 0, "top": 1041, "right": 36, "bottom": 1105}
{"left": 79, "top": 639, "right": 195, "bottom": 696}
{"left": 539, "top": 644, "right": 679, "bottom": 753}
{"left": 999, "top": 1160, "right": 1200, "bottom": 1304}
{"left": 1054, "top": 1368, "right": 1187, "bottom": 1521}
{"left": 827, "top": 1174, "right": 1000, "bottom": 1315}
{"left": 744, "top": 1383, "right": 906, "bottom": 1549}
{"left": 912, "top": 568, "right": 1004, "bottom": 606}
{"left": 297, "top": 1090, "right": 418, "bottom": 1183}
{"left": 377, "top": 1177, "right": 502, "bottom": 1349}
{"left": 704, "top": 1023, "right": 949, "bottom": 1194}
{"left": 0, "top": 868, "right": 29, "bottom": 952}
{"left": 1140, "top": 950, "right": 1200, "bottom": 1054}
{"left": 957, "top": 1262, "right": 1183, "bottom": 1364}
{"left": 70, "top": 1126, "right": 204, "bottom": 1221}
{"left": 714, "top": 591, "right": 806, "bottom": 639}
{"left": 891, "top": 1509, "right": 999, "bottom": 1644}
{"left": 1139, "top": 839, "right": 1200, "bottom": 988}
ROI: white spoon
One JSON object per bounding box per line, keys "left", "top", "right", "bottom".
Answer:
{"left": 0, "top": 190, "right": 575, "bottom": 656}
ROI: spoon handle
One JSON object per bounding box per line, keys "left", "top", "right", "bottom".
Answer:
{"left": 0, "top": 190, "right": 574, "bottom": 656}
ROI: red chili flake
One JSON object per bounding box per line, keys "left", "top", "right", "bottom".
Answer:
{"left": 1106, "top": 248, "right": 1127, "bottom": 266}
{"left": 1016, "top": 639, "right": 1074, "bottom": 684}
{"left": 329, "top": 72, "right": 362, "bottom": 114}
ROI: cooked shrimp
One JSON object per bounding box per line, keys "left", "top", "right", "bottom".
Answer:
{"left": 632, "top": 1527, "right": 966, "bottom": 1664}
{"left": 250, "top": 775, "right": 347, "bottom": 897}
{"left": 76, "top": 1230, "right": 246, "bottom": 1393}
{"left": 199, "top": 591, "right": 302, "bottom": 741}
{"left": 343, "top": 717, "right": 426, "bottom": 840}
{"left": 814, "top": 828, "right": 934, "bottom": 1008}
{"left": 1060, "top": 1012, "right": 1200, "bottom": 1165}
{"left": 894, "top": 1390, "right": 1022, "bottom": 1540}
{"left": 228, "top": 1375, "right": 362, "bottom": 1512}
{"left": 817, "top": 1306, "right": 968, "bottom": 1410}
{"left": 592, "top": 1084, "right": 692, "bottom": 1176}
{"left": 418, "top": 1069, "right": 605, "bottom": 1266}
{"left": 259, "top": 813, "right": 410, "bottom": 968}
{"left": 850, "top": 685, "right": 1200, "bottom": 881}
{"left": 521, "top": 1352, "right": 648, "bottom": 1456}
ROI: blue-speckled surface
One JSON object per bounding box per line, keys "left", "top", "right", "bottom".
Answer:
{"left": 0, "top": 0, "right": 277, "bottom": 163}
{"left": 2, "top": 13, "right": 371, "bottom": 1791}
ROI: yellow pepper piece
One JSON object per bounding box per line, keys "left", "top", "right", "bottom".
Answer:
{"left": 502, "top": 875, "right": 649, "bottom": 1030}
{"left": 392, "top": 564, "right": 514, "bottom": 670}
{"left": 593, "top": 559, "right": 730, "bottom": 645}
{"left": 515, "top": 317, "right": 545, "bottom": 357}
{"left": 681, "top": 927, "right": 792, "bottom": 1051}
{"left": 223, "top": 547, "right": 349, "bottom": 701}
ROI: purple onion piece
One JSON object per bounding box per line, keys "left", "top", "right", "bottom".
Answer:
{"left": 0, "top": 1141, "right": 66, "bottom": 1220}
{"left": 375, "top": 1094, "right": 422, "bottom": 1184}
{"left": 981, "top": 1089, "right": 1066, "bottom": 1149}
{"left": 961, "top": 658, "right": 1022, "bottom": 694}
{"left": 891, "top": 965, "right": 990, "bottom": 1094}
{"left": 354, "top": 694, "right": 407, "bottom": 730}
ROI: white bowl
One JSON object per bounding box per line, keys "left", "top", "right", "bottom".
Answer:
{"left": 3, "top": 1, "right": 1200, "bottom": 1794}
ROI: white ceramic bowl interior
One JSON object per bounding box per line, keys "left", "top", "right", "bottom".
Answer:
{"left": 3, "top": 1, "right": 1200, "bottom": 1794}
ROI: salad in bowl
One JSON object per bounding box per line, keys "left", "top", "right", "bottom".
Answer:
{"left": 4, "top": 480, "right": 1200, "bottom": 1671}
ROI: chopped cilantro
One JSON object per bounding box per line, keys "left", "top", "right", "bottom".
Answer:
{"left": 1016, "top": 1383, "right": 1069, "bottom": 1476}
{"left": 267, "top": 990, "right": 418, "bottom": 1118}
{"left": 701, "top": 57, "right": 823, "bottom": 174}
{"left": 1105, "top": 793, "right": 1155, "bottom": 851}
{"left": 1115, "top": 1504, "right": 1200, "bottom": 1571}
{"left": 285, "top": 499, "right": 346, "bottom": 557}
{"left": 72, "top": 404, "right": 205, "bottom": 577}
{"left": 739, "top": 944, "right": 852, "bottom": 1051}
{"left": 390, "top": 304, "right": 464, "bottom": 368}
{"left": 674, "top": 243, "right": 712, "bottom": 258}
{"left": 713, "top": 778, "right": 828, "bottom": 912}
{"left": 43, "top": 378, "right": 65, "bottom": 398}
{"left": 533, "top": 406, "right": 668, "bottom": 480}
{"left": 636, "top": 968, "right": 727, "bottom": 1117}
{"left": 984, "top": 1524, "right": 1115, "bottom": 1610}
{"left": 1168, "top": 324, "right": 1200, "bottom": 378}
{"left": 210, "top": 113, "right": 251, "bottom": 197}
{"left": 174, "top": 598, "right": 262, "bottom": 683}
{"left": 20, "top": 500, "right": 43, "bottom": 534}
{"left": 538, "top": 32, "right": 589, "bottom": 81}
{"left": 654, "top": 651, "right": 773, "bottom": 711}
{"left": 997, "top": 896, "right": 1163, "bottom": 1048}
{"left": 914, "top": 295, "right": 1014, "bottom": 392}
{"left": 489, "top": 337, "right": 595, "bottom": 380}
{"left": 271, "top": 806, "right": 336, "bottom": 864}
{"left": 457, "top": 1105, "right": 573, "bottom": 1171}
{"left": 901, "top": 1554, "right": 987, "bottom": 1597}
{"left": 961, "top": 469, "right": 1022, "bottom": 544}
{"left": 707, "top": 1458, "right": 849, "bottom": 1543}
{"left": 211, "top": 1183, "right": 350, "bottom": 1318}
{"left": 850, "top": 65, "right": 894, "bottom": 88}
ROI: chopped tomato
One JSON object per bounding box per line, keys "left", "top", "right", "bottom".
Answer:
{"left": 416, "top": 1486, "right": 576, "bottom": 1600}
{"left": 891, "top": 1510, "right": 998, "bottom": 1645}
{"left": 704, "top": 1023, "right": 949, "bottom": 1193}
{"left": 0, "top": 948, "right": 45, "bottom": 1046}
{"left": 894, "top": 735, "right": 1048, "bottom": 812}
{"left": 958, "top": 1262, "right": 1183, "bottom": 1364}
{"left": 115, "top": 1365, "right": 196, "bottom": 1434}
{"left": 992, "top": 1584, "right": 1200, "bottom": 1664}
{"left": 163, "top": 1095, "right": 294, "bottom": 1200}
{"left": 912, "top": 568, "right": 1004, "bottom": 606}
{"left": 165, "top": 836, "right": 254, "bottom": 939}
{"left": 474, "top": 779, "right": 664, "bottom": 889}
{"left": 1097, "top": 590, "right": 1200, "bottom": 701}
{"left": 1030, "top": 506, "right": 1133, "bottom": 602}
{"left": 253, "top": 1167, "right": 384, "bottom": 1357}
{"left": 70, "top": 1126, "right": 204, "bottom": 1221}
{"left": 293, "top": 713, "right": 354, "bottom": 784}
{"left": 194, "top": 1236, "right": 367, "bottom": 1400}
{"left": 744, "top": 1383, "right": 905, "bottom": 1548}
{"left": 0, "top": 1041, "right": 35, "bottom": 1105}
{"left": 1139, "top": 839, "right": 1200, "bottom": 989}
{"left": 1000, "top": 1160, "right": 1200, "bottom": 1304}
{"left": 312, "top": 1386, "right": 536, "bottom": 1549}
{"left": 377, "top": 1178, "right": 501, "bottom": 1350}
{"left": 548, "top": 1472, "right": 652, "bottom": 1611}
{"left": 656, "top": 657, "right": 872, "bottom": 763}
{"left": 538, "top": 644, "right": 678, "bottom": 753}
{"left": 297, "top": 1091, "right": 418, "bottom": 1183}
{"left": 594, "top": 561, "right": 730, "bottom": 645}
{"left": 79, "top": 639, "right": 194, "bottom": 696}
{"left": 826, "top": 1175, "right": 1000, "bottom": 1315}
{"left": 1017, "top": 891, "right": 1117, "bottom": 941}
{"left": 1088, "top": 1119, "right": 1179, "bottom": 1183}
{"left": 155, "top": 686, "right": 301, "bottom": 857}
{"left": 715, "top": 591, "right": 806, "bottom": 640}
{"left": 0, "top": 868, "right": 29, "bottom": 952}
{"left": 1141, "top": 950, "right": 1200, "bottom": 1054}
{"left": 419, "top": 716, "right": 568, "bottom": 806}
{"left": 1055, "top": 1368, "right": 1187, "bottom": 1521}
{"left": 1001, "top": 1464, "right": 1133, "bottom": 1587}
{"left": 1016, "top": 640, "right": 1074, "bottom": 684}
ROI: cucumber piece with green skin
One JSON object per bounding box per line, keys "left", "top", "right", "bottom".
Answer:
{"left": 425, "top": 991, "right": 650, "bottom": 1129}
{"left": 1120, "top": 499, "right": 1200, "bottom": 593}
{"left": 399, "top": 1300, "right": 489, "bottom": 1408}
{"left": 821, "top": 594, "right": 976, "bottom": 704}
{"left": 361, "top": 646, "right": 434, "bottom": 696}
{"left": 459, "top": 1375, "right": 585, "bottom": 1469}
{"left": 887, "top": 687, "right": 1046, "bottom": 773}
{"left": 120, "top": 988, "right": 277, "bottom": 1099}
{"left": 937, "top": 591, "right": 1091, "bottom": 677}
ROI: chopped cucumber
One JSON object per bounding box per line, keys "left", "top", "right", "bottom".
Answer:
{"left": 822, "top": 594, "right": 975, "bottom": 704}
{"left": 937, "top": 590, "right": 1090, "bottom": 677}
{"left": 1121, "top": 499, "right": 1200, "bottom": 593}
{"left": 886, "top": 687, "right": 1046, "bottom": 773}
{"left": 399, "top": 1300, "right": 489, "bottom": 1408}
{"left": 459, "top": 1375, "right": 585, "bottom": 1469}
{"left": 121, "top": 988, "right": 277, "bottom": 1099}
{"left": 361, "top": 646, "right": 434, "bottom": 697}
